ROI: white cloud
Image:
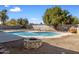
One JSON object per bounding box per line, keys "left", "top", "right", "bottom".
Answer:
{"left": 10, "top": 7, "right": 21, "bottom": 12}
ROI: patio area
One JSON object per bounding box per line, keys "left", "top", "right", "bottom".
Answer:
{"left": 2, "top": 33, "right": 79, "bottom": 54}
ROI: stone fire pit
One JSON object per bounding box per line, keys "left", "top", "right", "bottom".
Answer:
{"left": 24, "top": 38, "right": 42, "bottom": 49}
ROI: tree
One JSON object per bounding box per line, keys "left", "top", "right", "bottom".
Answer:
{"left": 43, "top": 6, "right": 63, "bottom": 28}
{"left": 17, "top": 18, "right": 29, "bottom": 28}
{"left": 43, "top": 6, "right": 79, "bottom": 29}
{"left": 0, "top": 9, "right": 9, "bottom": 25}
{"left": 6, "top": 19, "right": 17, "bottom": 26}
{"left": 71, "top": 16, "right": 79, "bottom": 24}
{"left": 60, "top": 10, "right": 70, "bottom": 24}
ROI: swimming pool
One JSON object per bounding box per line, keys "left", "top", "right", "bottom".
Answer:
{"left": 8, "top": 31, "right": 59, "bottom": 37}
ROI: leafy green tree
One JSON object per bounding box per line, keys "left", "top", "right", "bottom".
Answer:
{"left": 71, "top": 16, "right": 79, "bottom": 24}
{"left": 43, "top": 6, "right": 79, "bottom": 29}
{"left": 0, "top": 9, "right": 9, "bottom": 25}
{"left": 17, "top": 18, "right": 29, "bottom": 28}
{"left": 60, "top": 10, "right": 69, "bottom": 24}
{"left": 6, "top": 19, "right": 17, "bottom": 26}
{"left": 43, "top": 6, "right": 63, "bottom": 28}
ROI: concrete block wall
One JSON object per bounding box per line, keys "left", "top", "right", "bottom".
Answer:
{"left": 32, "top": 24, "right": 55, "bottom": 31}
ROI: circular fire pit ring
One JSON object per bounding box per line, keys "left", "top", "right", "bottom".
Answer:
{"left": 24, "top": 38, "right": 42, "bottom": 49}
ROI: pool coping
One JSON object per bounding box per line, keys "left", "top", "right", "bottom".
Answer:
{"left": 16, "top": 32, "right": 73, "bottom": 39}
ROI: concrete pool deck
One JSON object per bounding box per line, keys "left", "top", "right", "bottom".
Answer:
{"left": 0, "top": 32, "right": 23, "bottom": 43}
{"left": 0, "top": 31, "right": 73, "bottom": 43}
{"left": 3, "top": 34, "right": 79, "bottom": 54}
{"left": 0, "top": 31, "right": 79, "bottom": 54}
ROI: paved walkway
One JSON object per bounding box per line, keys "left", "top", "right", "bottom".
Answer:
{"left": 0, "top": 32, "right": 22, "bottom": 43}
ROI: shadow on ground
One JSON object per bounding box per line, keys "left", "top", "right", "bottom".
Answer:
{"left": 8, "top": 42, "right": 79, "bottom": 54}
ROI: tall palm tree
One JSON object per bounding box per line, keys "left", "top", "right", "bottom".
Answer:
{"left": 0, "top": 9, "right": 9, "bottom": 25}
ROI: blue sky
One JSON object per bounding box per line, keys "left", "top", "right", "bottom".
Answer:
{"left": 0, "top": 5, "right": 79, "bottom": 24}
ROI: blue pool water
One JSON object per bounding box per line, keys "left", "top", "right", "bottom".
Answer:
{"left": 8, "top": 32, "right": 59, "bottom": 37}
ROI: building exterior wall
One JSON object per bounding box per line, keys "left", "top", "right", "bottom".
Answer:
{"left": 32, "top": 24, "right": 55, "bottom": 31}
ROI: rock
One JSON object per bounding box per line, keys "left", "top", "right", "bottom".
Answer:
{"left": 68, "top": 26, "right": 77, "bottom": 33}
